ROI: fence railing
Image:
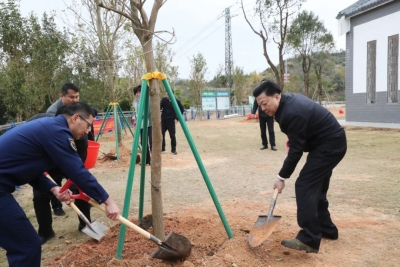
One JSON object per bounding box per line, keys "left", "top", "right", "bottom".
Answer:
{"left": 0, "top": 103, "right": 346, "bottom": 131}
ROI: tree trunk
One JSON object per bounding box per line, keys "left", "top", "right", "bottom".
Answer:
{"left": 302, "top": 56, "right": 312, "bottom": 98}
{"left": 142, "top": 38, "right": 165, "bottom": 240}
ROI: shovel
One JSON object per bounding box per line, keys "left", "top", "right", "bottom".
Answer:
{"left": 69, "top": 201, "right": 109, "bottom": 241}
{"left": 248, "top": 188, "right": 282, "bottom": 247}
{"left": 46, "top": 174, "right": 109, "bottom": 241}
{"left": 99, "top": 150, "right": 117, "bottom": 160}
{"left": 60, "top": 179, "right": 192, "bottom": 261}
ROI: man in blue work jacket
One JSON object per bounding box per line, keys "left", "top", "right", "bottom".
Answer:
{"left": 0, "top": 102, "right": 120, "bottom": 267}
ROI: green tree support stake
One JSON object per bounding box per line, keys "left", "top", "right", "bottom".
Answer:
{"left": 115, "top": 79, "right": 148, "bottom": 259}
{"left": 113, "top": 103, "right": 120, "bottom": 161}
{"left": 95, "top": 105, "right": 112, "bottom": 142}
{"left": 138, "top": 84, "right": 150, "bottom": 221}
{"left": 162, "top": 79, "right": 233, "bottom": 239}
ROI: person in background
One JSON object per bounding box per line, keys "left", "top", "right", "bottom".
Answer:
{"left": 0, "top": 102, "right": 120, "bottom": 267}
{"left": 253, "top": 80, "right": 347, "bottom": 254}
{"left": 160, "top": 90, "right": 184, "bottom": 155}
{"left": 252, "top": 97, "right": 277, "bottom": 151}
{"left": 44, "top": 82, "right": 80, "bottom": 216}
{"left": 132, "top": 85, "right": 152, "bottom": 165}
{"left": 47, "top": 82, "right": 80, "bottom": 115}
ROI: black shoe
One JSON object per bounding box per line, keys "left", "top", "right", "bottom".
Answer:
{"left": 40, "top": 231, "right": 55, "bottom": 245}
{"left": 53, "top": 207, "right": 66, "bottom": 216}
{"left": 78, "top": 223, "right": 86, "bottom": 231}
{"left": 271, "top": 146, "right": 277, "bottom": 151}
{"left": 260, "top": 145, "right": 268, "bottom": 150}
{"left": 322, "top": 232, "right": 338, "bottom": 240}
{"left": 171, "top": 150, "right": 177, "bottom": 155}
{"left": 281, "top": 239, "right": 319, "bottom": 253}
{"left": 161, "top": 149, "right": 166, "bottom": 153}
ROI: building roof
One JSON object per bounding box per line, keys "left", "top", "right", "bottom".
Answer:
{"left": 336, "top": 0, "right": 394, "bottom": 19}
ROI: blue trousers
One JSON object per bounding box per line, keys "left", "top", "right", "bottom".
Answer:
{"left": 0, "top": 192, "right": 41, "bottom": 267}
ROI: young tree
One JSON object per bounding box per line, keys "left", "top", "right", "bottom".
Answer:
{"left": 232, "top": 67, "right": 248, "bottom": 105}
{"left": 98, "top": 0, "right": 174, "bottom": 239}
{"left": 241, "top": 0, "right": 305, "bottom": 91}
{"left": 189, "top": 53, "right": 207, "bottom": 108}
{"left": 65, "top": 0, "right": 129, "bottom": 102}
{"left": 287, "top": 10, "right": 334, "bottom": 97}
{"left": 313, "top": 50, "right": 334, "bottom": 104}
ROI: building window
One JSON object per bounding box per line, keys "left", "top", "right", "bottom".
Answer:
{"left": 387, "top": 34, "right": 399, "bottom": 103}
{"left": 366, "top": 40, "right": 377, "bottom": 104}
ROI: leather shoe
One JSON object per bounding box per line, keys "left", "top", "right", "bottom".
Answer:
{"left": 40, "top": 231, "right": 55, "bottom": 245}
{"left": 171, "top": 150, "right": 177, "bottom": 155}
{"left": 322, "top": 232, "right": 338, "bottom": 240}
{"left": 281, "top": 239, "right": 318, "bottom": 253}
{"left": 260, "top": 145, "right": 268, "bottom": 150}
{"left": 271, "top": 146, "right": 277, "bottom": 151}
{"left": 53, "top": 207, "right": 66, "bottom": 216}
{"left": 78, "top": 223, "right": 86, "bottom": 231}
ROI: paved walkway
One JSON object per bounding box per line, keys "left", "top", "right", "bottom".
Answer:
{"left": 338, "top": 120, "right": 400, "bottom": 129}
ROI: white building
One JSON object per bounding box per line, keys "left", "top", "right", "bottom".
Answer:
{"left": 337, "top": 0, "right": 400, "bottom": 123}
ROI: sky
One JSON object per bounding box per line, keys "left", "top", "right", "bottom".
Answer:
{"left": 19, "top": 0, "right": 354, "bottom": 80}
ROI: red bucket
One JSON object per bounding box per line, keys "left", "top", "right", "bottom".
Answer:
{"left": 85, "top": 140, "right": 101, "bottom": 169}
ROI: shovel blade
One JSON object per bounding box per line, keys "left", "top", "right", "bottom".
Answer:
{"left": 248, "top": 215, "right": 282, "bottom": 247}
{"left": 81, "top": 220, "right": 110, "bottom": 241}
{"left": 151, "top": 232, "right": 192, "bottom": 261}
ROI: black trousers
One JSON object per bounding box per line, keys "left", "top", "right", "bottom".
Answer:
{"left": 259, "top": 116, "right": 275, "bottom": 147}
{"left": 33, "top": 174, "right": 91, "bottom": 237}
{"left": 162, "top": 118, "right": 176, "bottom": 151}
{"left": 140, "top": 126, "right": 152, "bottom": 164}
{"left": 295, "top": 132, "right": 347, "bottom": 250}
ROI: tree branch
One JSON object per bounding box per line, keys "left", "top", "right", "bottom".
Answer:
{"left": 241, "top": 0, "right": 263, "bottom": 39}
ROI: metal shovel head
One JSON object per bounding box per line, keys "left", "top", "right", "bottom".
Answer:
{"left": 81, "top": 220, "right": 110, "bottom": 241}
{"left": 248, "top": 215, "right": 282, "bottom": 247}
{"left": 151, "top": 232, "right": 192, "bottom": 261}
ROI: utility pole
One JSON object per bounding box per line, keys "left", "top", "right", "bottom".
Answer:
{"left": 225, "top": 7, "right": 234, "bottom": 105}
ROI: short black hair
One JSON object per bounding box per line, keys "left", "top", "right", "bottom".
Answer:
{"left": 133, "top": 85, "right": 141, "bottom": 95}
{"left": 62, "top": 102, "right": 95, "bottom": 119}
{"left": 61, "top": 83, "right": 80, "bottom": 95}
{"left": 92, "top": 107, "right": 98, "bottom": 117}
{"left": 253, "top": 80, "right": 282, "bottom": 98}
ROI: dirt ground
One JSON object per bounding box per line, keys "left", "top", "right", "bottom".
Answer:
{"left": 3, "top": 107, "right": 400, "bottom": 267}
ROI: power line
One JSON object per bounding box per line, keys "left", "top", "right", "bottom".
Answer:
{"left": 175, "top": 22, "right": 225, "bottom": 60}
{"left": 174, "top": 13, "right": 224, "bottom": 54}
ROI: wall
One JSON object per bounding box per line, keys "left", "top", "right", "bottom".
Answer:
{"left": 345, "top": 0, "right": 400, "bottom": 123}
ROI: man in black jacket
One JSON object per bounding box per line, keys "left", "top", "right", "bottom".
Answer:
{"left": 252, "top": 98, "right": 277, "bottom": 151}
{"left": 253, "top": 80, "right": 347, "bottom": 254}
{"left": 160, "top": 91, "right": 184, "bottom": 155}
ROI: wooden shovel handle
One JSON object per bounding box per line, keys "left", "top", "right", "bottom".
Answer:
{"left": 272, "top": 188, "right": 279, "bottom": 200}
{"left": 88, "top": 199, "right": 161, "bottom": 244}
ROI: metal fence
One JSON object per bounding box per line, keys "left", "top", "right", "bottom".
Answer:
{"left": 0, "top": 102, "right": 346, "bottom": 131}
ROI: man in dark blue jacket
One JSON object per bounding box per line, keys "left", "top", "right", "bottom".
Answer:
{"left": 0, "top": 102, "right": 120, "bottom": 267}
{"left": 30, "top": 106, "right": 94, "bottom": 245}
{"left": 160, "top": 91, "right": 184, "bottom": 155}
{"left": 253, "top": 80, "right": 347, "bottom": 254}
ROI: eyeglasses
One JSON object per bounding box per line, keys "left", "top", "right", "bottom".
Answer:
{"left": 78, "top": 114, "right": 92, "bottom": 130}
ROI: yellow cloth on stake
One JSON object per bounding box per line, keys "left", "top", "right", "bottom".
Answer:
{"left": 141, "top": 72, "right": 167, "bottom": 81}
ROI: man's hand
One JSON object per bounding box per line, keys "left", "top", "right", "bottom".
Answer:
{"left": 51, "top": 186, "right": 72, "bottom": 204}
{"left": 273, "top": 178, "right": 285, "bottom": 194}
{"left": 103, "top": 197, "right": 120, "bottom": 220}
